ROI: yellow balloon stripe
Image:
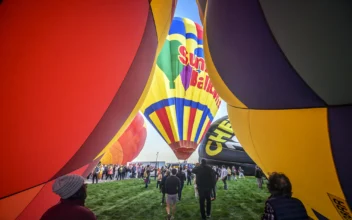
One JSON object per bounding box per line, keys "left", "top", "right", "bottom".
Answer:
{"left": 150, "top": 111, "right": 171, "bottom": 144}
{"left": 191, "top": 109, "right": 204, "bottom": 141}
{"left": 196, "top": 117, "right": 210, "bottom": 143}
{"left": 165, "top": 105, "right": 179, "bottom": 142}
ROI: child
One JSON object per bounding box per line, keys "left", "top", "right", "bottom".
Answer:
{"left": 193, "top": 175, "right": 198, "bottom": 198}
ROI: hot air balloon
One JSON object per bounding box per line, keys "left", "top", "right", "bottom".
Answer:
{"left": 141, "top": 17, "right": 221, "bottom": 160}
{"left": 101, "top": 113, "right": 147, "bottom": 165}
{"left": 199, "top": 1, "right": 352, "bottom": 219}
{"left": 0, "top": 0, "right": 176, "bottom": 219}
{"left": 198, "top": 116, "right": 255, "bottom": 175}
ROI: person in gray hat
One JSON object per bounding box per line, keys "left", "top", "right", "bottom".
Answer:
{"left": 41, "top": 174, "right": 96, "bottom": 220}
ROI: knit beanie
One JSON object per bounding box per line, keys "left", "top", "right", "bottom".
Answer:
{"left": 52, "top": 174, "right": 85, "bottom": 199}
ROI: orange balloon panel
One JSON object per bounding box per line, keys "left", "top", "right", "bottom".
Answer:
{"left": 101, "top": 113, "right": 147, "bottom": 165}
{"left": 0, "top": 0, "right": 175, "bottom": 202}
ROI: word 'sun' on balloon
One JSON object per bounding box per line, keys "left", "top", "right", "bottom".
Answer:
{"left": 101, "top": 113, "right": 147, "bottom": 165}
{"left": 141, "top": 17, "right": 221, "bottom": 160}
{"left": 0, "top": 0, "right": 176, "bottom": 219}
{"left": 198, "top": 1, "right": 352, "bottom": 219}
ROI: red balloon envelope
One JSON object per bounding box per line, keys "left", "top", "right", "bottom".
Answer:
{"left": 0, "top": 0, "right": 176, "bottom": 219}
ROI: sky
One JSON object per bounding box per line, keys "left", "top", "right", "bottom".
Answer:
{"left": 133, "top": 0, "right": 227, "bottom": 163}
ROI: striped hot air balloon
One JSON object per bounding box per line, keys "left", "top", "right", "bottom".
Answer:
{"left": 141, "top": 17, "right": 221, "bottom": 160}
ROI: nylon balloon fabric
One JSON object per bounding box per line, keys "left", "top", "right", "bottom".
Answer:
{"left": 200, "top": 1, "right": 352, "bottom": 219}
{"left": 198, "top": 116, "right": 254, "bottom": 167}
{"left": 141, "top": 17, "right": 221, "bottom": 160}
{"left": 101, "top": 113, "right": 147, "bottom": 165}
{"left": 0, "top": 0, "right": 176, "bottom": 219}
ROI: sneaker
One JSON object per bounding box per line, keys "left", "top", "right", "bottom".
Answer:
{"left": 211, "top": 197, "right": 216, "bottom": 201}
{"left": 167, "top": 214, "right": 171, "bottom": 220}
{"left": 206, "top": 215, "right": 211, "bottom": 218}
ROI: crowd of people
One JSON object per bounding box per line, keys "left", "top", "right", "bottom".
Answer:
{"left": 40, "top": 160, "right": 310, "bottom": 220}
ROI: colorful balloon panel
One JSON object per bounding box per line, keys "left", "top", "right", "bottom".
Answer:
{"left": 198, "top": 116, "right": 254, "bottom": 166}
{"left": 201, "top": 1, "right": 352, "bottom": 219}
{"left": 101, "top": 113, "right": 147, "bottom": 165}
{"left": 141, "top": 17, "right": 221, "bottom": 160}
{"left": 0, "top": 0, "right": 175, "bottom": 219}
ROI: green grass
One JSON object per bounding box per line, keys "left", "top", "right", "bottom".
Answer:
{"left": 86, "top": 177, "right": 269, "bottom": 220}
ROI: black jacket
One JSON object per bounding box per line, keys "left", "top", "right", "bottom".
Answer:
{"left": 160, "top": 175, "right": 168, "bottom": 193}
{"left": 192, "top": 165, "right": 216, "bottom": 189}
{"left": 165, "top": 176, "right": 180, "bottom": 195}
{"left": 176, "top": 172, "right": 186, "bottom": 183}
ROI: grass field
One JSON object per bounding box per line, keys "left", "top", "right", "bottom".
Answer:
{"left": 86, "top": 177, "right": 269, "bottom": 220}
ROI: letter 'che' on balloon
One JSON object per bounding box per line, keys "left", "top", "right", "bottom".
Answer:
{"left": 198, "top": 115, "right": 255, "bottom": 173}
{"left": 141, "top": 17, "right": 221, "bottom": 160}
{"left": 0, "top": 0, "right": 176, "bottom": 219}
{"left": 101, "top": 113, "right": 147, "bottom": 165}
{"left": 200, "top": 1, "right": 352, "bottom": 219}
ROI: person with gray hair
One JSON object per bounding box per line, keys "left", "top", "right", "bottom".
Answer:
{"left": 41, "top": 174, "right": 96, "bottom": 220}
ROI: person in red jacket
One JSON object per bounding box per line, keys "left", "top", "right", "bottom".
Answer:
{"left": 41, "top": 174, "right": 97, "bottom": 220}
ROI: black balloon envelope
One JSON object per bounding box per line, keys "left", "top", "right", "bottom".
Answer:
{"left": 198, "top": 116, "right": 256, "bottom": 175}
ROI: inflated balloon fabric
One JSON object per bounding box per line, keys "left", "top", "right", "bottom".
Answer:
{"left": 0, "top": 0, "right": 176, "bottom": 219}
{"left": 199, "top": 1, "right": 352, "bottom": 219}
{"left": 141, "top": 17, "right": 221, "bottom": 160}
{"left": 101, "top": 113, "right": 147, "bottom": 165}
{"left": 198, "top": 116, "right": 254, "bottom": 166}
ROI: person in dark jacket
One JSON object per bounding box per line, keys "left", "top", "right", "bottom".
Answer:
{"left": 186, "top": 168, "right": 192, "bottom": 185}
{"left": 262, "top": 172, "right": 309, "bottom": 220}
{"left": 192, "top": 159, "right": 216, "bottom": 220}
{"left": 211, "top": 166, "right": 220, "bottom": 200}
{"left": 165, "top": 169, "right": 180, "bottom": 220}
{"left": 41, "top": 174, "right": 96, "bottom": 220}
{"left": 255, "top": 165, "right": 264, "bottom": 189}
{"left": 160, "top": 170, "right": 170, "bottom": 205}
{"left": 176, "top": 167, "right": 186, "bottom": 200}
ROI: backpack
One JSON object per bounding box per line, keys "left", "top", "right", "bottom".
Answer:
{"left": 94, "top": 167, "right": 100, "bottom": 174}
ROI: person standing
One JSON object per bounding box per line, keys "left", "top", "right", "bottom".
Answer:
{"left": 92, "top": 165, "right": 100, "bottom": 184}
{"left": 165, "top": 169, "right": 180, "bottom": 220}
{"left": 154, "top": 167, "right": 158, "bottom": 180}
{"left": 160, "top": 170, "right": 170, "bottom": 205}
{"left": 262, "top": 172, "right": 309, "bottom": 220}
{"left": 186, "top": 168, "right": 192, "bottom": 185}
{"left": 220, "top": 165, "right": 228, "bottom": 190}
{"left": 232, "top": 166, "right": 237, "bottom": 181}
{"left": 156, "top": 171, "right": 162, "bottom": 189}
{"left": 192, "top": 159, "right": 216, "bottom": 220}
{"left": 227, "top": 166, "right": 232, "bottom": 181}
{"left": 144, "top": 165, "right": 151, "bottom": 188}
{"left": 41, "top": 174, "right": 97, "bottom": 220}
{"left": 239, "top": 166, "right": 245, "bottom": 178}
{"left": 255, "top": 165, "right": 264, "bottom": 189}
{"left": 176, "top": 167, "right": 186, "bottom": 201}
{"left": 211, "top": 166, "right": 220, "bottom": 201}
